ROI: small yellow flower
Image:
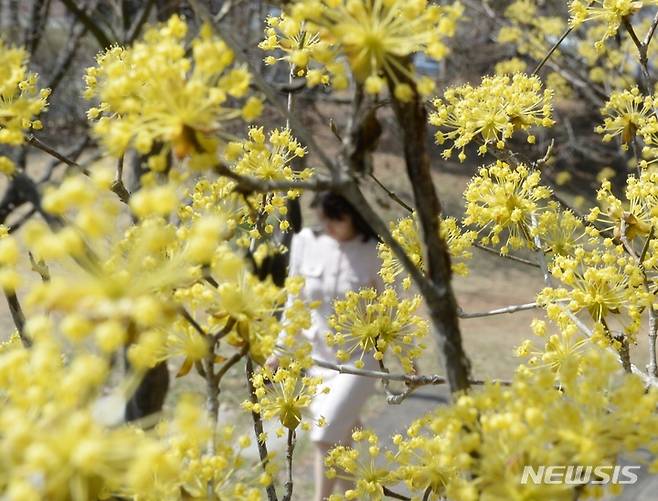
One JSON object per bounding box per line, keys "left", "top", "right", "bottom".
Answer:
{"left": 328, "top": 287, "right": 428, "bottom": 372}
{"left": 463, "top": 161, "right": 552, "bottom": 254}
{"left": 243, "top": 365, "right": 325, "bottom": 431}
{"left": 84, "top": 17, "right": 262, "bottom": 169}
{"left": 291, "top": 0, "right": 462, "bottom": 98}
{"left": 569, "top": 0, "right": 656, "bottom": 48}
{"left": 378, "top": 213, "right": 476, "bottom": 288}
{"left": 595, "top": 87, "right": 655, "bottom": 149}
{"left": 430, "top": 73, "right": 554, "bottom": 160}
{"left": 0, "top": 40, "right": 50, "bottom": 145}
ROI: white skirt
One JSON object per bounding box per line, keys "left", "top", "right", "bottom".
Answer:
{"left": 307, "top": 366, "right": 376, "bottom": 444}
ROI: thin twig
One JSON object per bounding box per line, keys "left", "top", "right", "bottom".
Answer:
{"left": 246, "top": 357, "right": 279, "bottom": 501}
{"left": 382, "top": 486, "right": 412, "bottom": 501}
{"left": 180, "top": 307, "right": 208, "bottom": 338}
{"left": 215, "top": 343, "right": 248, "bottom": 384}
{"left": 473, "top": 242, "right": 540, "bottom": 268}
{"left": 623, "top": 17, "right": 653, "bottom": 93}
{"left": 37, "top": 136, "right": 90, "bottom": 184}
{"left": 214, "top": 163, "right": 334, "bottom": 194}
{"left": 4, "top": 290, "right": 30, "bottom": 348}
{"left": 60, "top": 0, "right": 113, "bottom": 48}
{"left": 125, "top": 0, "right": 155, "bottom": 43}
{"left": 369, "top": 172, "right": 414, "bottom": 213}
{"left": 26, "top": 134, "right": 87, "bottom": 173}
{"left": 621, "top": 222, "right": 658, "bottom": 377}
{"left": 213, "top": 317, "right": 237, "bottom": 344}
{"left": 111, "top": 155, "right": 130, "bottom": 203}
{"left": 28, "top": 252, "right": 50, "bottom": 282}
{"left": 307, "top": 354, "right": 511, "bottom": 405}
{"left": 458, "top": 301, "right": 546, "bottom": 319}
{"left": 643, "top": 11, "right": 658, "bottom": 47}
{"left": 8, "top": 208, "right": 37, "bottom": 233}
{"left": 532, "top": 25, "right": 574, "bottom": 75}
{"left": 282, "top": 429, "right": 296, "bottom": 501}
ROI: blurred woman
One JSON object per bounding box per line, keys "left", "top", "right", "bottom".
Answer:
{"left": 269, "top": 191, "right": 383, "bottom": 501}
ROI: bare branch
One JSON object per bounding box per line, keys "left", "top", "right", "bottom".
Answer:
{"left": 282, "top": 429, "right": 296, "bottom": 501}
{"left": 387, "top": 71, "right": 471, "bottom": 392}
{"left": 382, "top": 487, "right": 412, "bottom": 501}
{"left": 26, "top": 134, "right": 88, "bottom": 173}
{"left": 4, "top": 290, "right": 31, "bottom": 348}
{"left": 246, "top": 357, "right": 279, "bottom": 501}
{"left": 532, "top": 25, "right": 574, "bottom": 75}
{"left": 60, "top": 0, "right": 114, "bottom": 48}
{"left": 38, "top": 136, "right": 91, "bottom": 184}
{"left": 368, "top": 172, "right": 414, "bottom": 213}
{"left": 643, "top": 10, "right": 658, "bottom": 47}
{"left": 28, "top": 252, "right": 50, "bottom": 282}
{"left": 111, "top": 156, "right": 131, "bottom": 204}
{"left": 125, "top": 0, "right": 155, "bottom": 43}
{"left": 458, "top": 301, "right": 545, "bottom": 319}
{"left": 24, "top": 0, "right": 51, "bottom": 54}
{"left": 45, "top": 12, "right": 88, "bottom": 92}
{"left": 309, "top": 355, "right": 511, "bottom": 405}
{"left": 473, "top": 242, "right": 540, "bottom": 268}
{"left": 623, "top": 17, "right": 653, "bottom": 92}
{"left": 214, "top": 163, "right": 335, "bottom": 194}
{"left": 180, "top": 307, "right": 208, "bottom": 338}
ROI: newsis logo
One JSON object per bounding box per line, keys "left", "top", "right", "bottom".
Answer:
{"left": 520, "top": 465, "right": 641, "bottom": 485}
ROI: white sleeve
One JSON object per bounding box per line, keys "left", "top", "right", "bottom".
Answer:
{"left": 287, "top": 230, "right": 304, "bottom": 277}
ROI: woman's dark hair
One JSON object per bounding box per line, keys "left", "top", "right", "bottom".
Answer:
{"left": 311, "top": 191, "right": 379, "bottom": 242}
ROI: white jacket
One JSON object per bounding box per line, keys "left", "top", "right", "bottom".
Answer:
{"left": 286, "top": 227, "right": 384, "bottom": 370}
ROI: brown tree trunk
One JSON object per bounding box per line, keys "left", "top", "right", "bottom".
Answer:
{"left": 387, "top": 73, "right": 472, "bottom": 393}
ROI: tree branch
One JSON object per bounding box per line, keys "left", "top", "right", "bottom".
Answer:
{"left": 386, "top": 70, "right": 471, "bottom": 393}
{"left": 457, "top": 301, "right": 546, "bottom": 319}
{"left": 4, "top": 290, "right": 31, "bottom": 348}
{"left": 246, "top": 357, "right": 278, "bottom": 501}
{"left": 473, "top": 242, "right": 540, "bottom": 268}
{"left": 60, "top": 0, "right": 114, "bottom": 48}
{"left": 214, "top": 163, "right": 335, "bottom": 194}
{"left": 282, "top": 429, "right": 296, "bottom": 501}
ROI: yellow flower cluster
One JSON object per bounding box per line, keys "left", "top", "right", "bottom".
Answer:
{"left": 290, "top": 0, "right": 463, "bottom": 100}
{"left": 378, "top": 214, "right": 476, "bottom": 289}
{"left": 243, "top": 362, "right": 326, "bottom": 434}
{"left": 569, "top": 0, "right": 658, "bottom": 49}
{"left": 84, "top": 16, "right": 262, "bottom": 169}
{"left": 23, "top": 173, "right": 200, "bottom": 355}
{"left": 325, "top": 428, "right": 394, "bottom": 500}
{"left": 587, "top": 174, "right": 658, "bottom": 244}
{"left": 516, "top": 321, "right": 589, "bottom": 384}
{"left": 328, "top": 346, "right": 658, "bottom": 500}
{"left": 0, "top": 334, "right": 273, "bottom": 500}
{"left": 224, "top": 127, "right": 313, "bottom": 235}
{"left": 497, "top": 0, "right": 566, "bottom": 62}
{"left": 429, "top": 73, "right": 554, "bottom": 161}
{"left": 463, "top": 161, "right": 552, "bottom": 254}
{"left": 595, "top": 87, "right": 657, "bottom": 150}
{"left": 534, "top": 204, "right": 588, "bottom": 257}
{"left": 540, "top": 244, "right": 646, "bottom": 342}
{"left": 0, "top": 39, "right": 50, "bottom": 145}
{"left": 161, "top": 396, "right": 274, "bottom": 499}
{"left": 0, "top": 337, "right": 177, "bottom": 500}
{"left": 260, "top": 13, "right": 336, "bottom": 86}
{"left": 327, "top": 287, "right": 428, "bottom": 372}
